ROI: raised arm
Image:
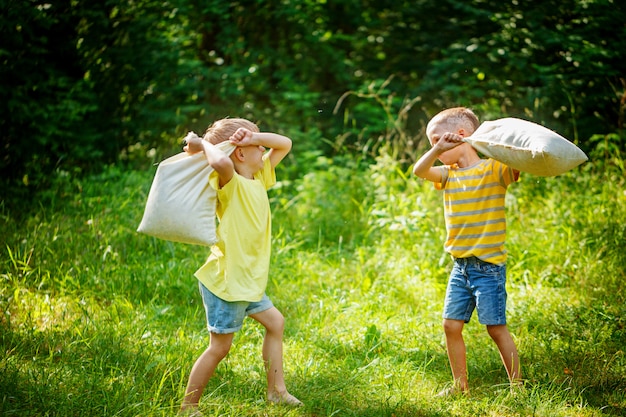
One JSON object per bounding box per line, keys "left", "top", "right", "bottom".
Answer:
{"left": 413, "top": 132, "right": 464, "bottom": 183}
{"left": 184, "top": 132, "right": 235, "bottom": 186}
{"left": 229, "top": 128, "right": 292, "bottom": 169}
{"left": 413, "top": 146, "right": 446, "bottom": 183}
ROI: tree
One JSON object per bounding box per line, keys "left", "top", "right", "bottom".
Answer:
{"left": 1, "top": 0, "right": 624, "bottom": 199}
{"left": 0, "top": 0, "right": 199, "bottom": 194}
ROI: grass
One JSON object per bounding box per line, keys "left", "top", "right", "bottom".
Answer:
{"left": 1, "top": 152, "right": 625, "bottom": 416}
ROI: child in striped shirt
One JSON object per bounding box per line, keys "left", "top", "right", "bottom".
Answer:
{"left": 413, "top": 107, "right": 521, "bottom": 396}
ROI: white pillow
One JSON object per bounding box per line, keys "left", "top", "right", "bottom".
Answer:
{"left": 464, "top": 117, "right": 588, "bottom": 176}
{"left": 137, "top": 139, "right": 236, "bottom": 246}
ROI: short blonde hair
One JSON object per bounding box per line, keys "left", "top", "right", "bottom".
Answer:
{"left": 203, "top": 118, "right": 260, "bottom": 144}
{"left": 428, "top": 107, "right": 480, "bottom": 135}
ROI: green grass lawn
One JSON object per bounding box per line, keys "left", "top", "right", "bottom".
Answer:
{"left": 1, "top": 154, "right": 625, "bottom": 416}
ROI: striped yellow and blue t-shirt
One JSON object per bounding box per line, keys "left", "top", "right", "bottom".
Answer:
{"left": 435, "top": 159, "right": 519, "bottom": 265}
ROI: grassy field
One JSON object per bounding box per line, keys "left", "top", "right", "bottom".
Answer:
{"left": 1, "top": 150, "right": 625, "bottom": 416}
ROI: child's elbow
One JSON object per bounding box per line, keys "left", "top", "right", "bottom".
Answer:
{"left": 211, "top": 155, "right": 234, "bottom": 172}
{"left": 280, "top": 136, "right": 293, "bottom": 153}
{"left": 413, "top": 165, "right": 438, "bottom": 182}
{"left": 413, "top": 164, "right": 425, "bottom": 178}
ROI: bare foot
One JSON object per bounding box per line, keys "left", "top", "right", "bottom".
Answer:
{"left": 179, "top": 406, "right": 203, "bottom": 417}
{"left": 435, "top": 386, "right": 469, "bottom": 397}
{"left": 267, "top": 391, "right": 303, "bottom": 406}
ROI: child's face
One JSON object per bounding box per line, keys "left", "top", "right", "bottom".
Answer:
{"left": 240, "top": 144, "right": 266, "bottom": 173}
{"left": 427, "top": 122, "right": 463, "bottom": 165}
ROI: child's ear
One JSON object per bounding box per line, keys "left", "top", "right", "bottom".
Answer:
{"left": 457, "top": 128, "right": 467, "bottom": 137}
{"left": 233, "top": 147, "right": 245, "bottom": 161}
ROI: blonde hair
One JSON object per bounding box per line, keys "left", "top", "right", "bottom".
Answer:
{"left": 428, "top": 107, "right": 480, "bottom": 135}
{"left": 203, "top": 118, "right": 259, "bottom": 144}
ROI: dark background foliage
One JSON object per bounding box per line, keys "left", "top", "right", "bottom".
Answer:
{"left": 2, "top": 0, "right": 625, "bottom": 198}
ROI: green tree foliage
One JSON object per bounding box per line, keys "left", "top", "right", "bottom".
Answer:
{"left": 1, "top": 0, "right": 624, "bottom": 197}
{"left": 1, "top": 0, "right": 199, "bottom": 193}
{"left": 419, "top": 0, "right": 626, "bottom": 143}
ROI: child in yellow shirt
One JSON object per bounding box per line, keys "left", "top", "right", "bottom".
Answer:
{"left": 180, "top": 118, "right": 302, "bottom": 414}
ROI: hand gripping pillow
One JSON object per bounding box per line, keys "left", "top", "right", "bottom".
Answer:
{"left": 137, "top": 139, "right": 236, "bottom": 246}
{"left": 464, "top": 118, "right": 588, "bottom": 176}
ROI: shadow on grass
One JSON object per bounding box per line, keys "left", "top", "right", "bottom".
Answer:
{"left": 0, "top": 308, "right": 187, "bottom": 417}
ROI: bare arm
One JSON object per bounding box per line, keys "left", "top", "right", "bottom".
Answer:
{"left": 229, "top": 128, "right": 292, "bottom": 169}
{"left": 413, "top": 146, "right": 445, "bottom": 183}
{"left": 413, "top": 132, "right": 464, "bottom": 182}
{"left": 183, "top": 133, "right": 235, "bottom": 186}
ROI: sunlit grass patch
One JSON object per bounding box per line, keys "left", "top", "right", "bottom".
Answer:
{"left": 2, "top": 158, "right": 626, "bottom": 416}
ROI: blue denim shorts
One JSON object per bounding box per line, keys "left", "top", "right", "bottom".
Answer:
{"left": 442, "top": 257, "right": 507, "bottom": 325}
{"left": 199, "top": 282, "right": 274, "bottom": 334}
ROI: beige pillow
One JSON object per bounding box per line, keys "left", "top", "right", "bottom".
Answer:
{"left": 464, "top": 118, "right": 588, "bottom": 176}
{"left": 137, "top": 139, "right": 236, "bottom": 246}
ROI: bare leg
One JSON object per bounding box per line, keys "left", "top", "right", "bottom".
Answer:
{"left": 487, "top": 324, "right": 521, "bottom": 386}
{"left": 442, "top": 318, "right": 469, "bottom": 394}
{"left": 180, "top": 332, "right": 234, "bottom": 412}
{"left": 250, "top": 307, "right": 302, "bottom": 406}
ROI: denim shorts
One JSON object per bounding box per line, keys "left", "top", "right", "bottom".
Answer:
{"left": 442, "top": 257, "right": 507, "bottom": 325}
{"left": 199, "top": 282, "right": 274, "bottom": 334}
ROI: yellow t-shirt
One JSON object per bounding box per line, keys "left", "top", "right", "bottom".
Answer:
{"left": 195, "top": 156, "right": 276, "bottom": 302}
{"left": 436, "top": 159, "right": 518, "bottom": 265}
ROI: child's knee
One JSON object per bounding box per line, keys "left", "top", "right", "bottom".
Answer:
{"left": 486, "top": 324, "right": 509, "bottom": 341}
{"left": 208, "top": 335, "right": 234, "bottom": 359}
{"left": 255, "top": 308, "right": 285, "bottom": 334}
{"left": 443, "top": 319, "right": 463, "bottom": 335}
{"left": 268, "top": 313, "right": 285, "bottom": 333}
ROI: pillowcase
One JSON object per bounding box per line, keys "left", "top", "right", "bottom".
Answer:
{"left": 464, "top": 117, "right": 588, "bottom": 176}
{"left": 137, "top": 139, "right": 236, "bottom": 246}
